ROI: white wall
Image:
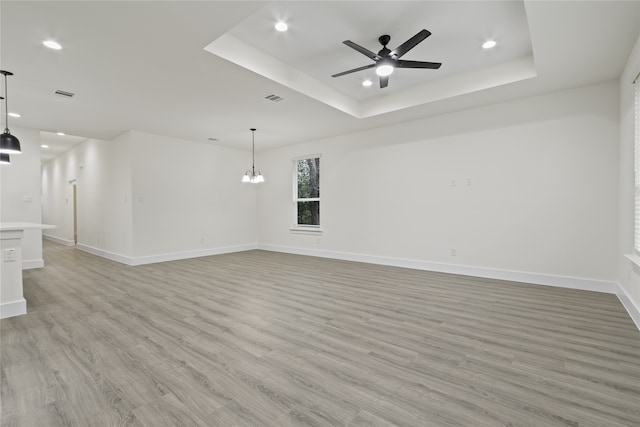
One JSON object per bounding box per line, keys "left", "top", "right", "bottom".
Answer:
{"left": 42, "top": 135, "right": 133, "bottom": 257}
{"left": 257, "top": 81, "right": 620, "bottom": 287}
{"left": 129, "top": 130, "right": 257, "bottom": 260}
{"left": 97, "top": 132, "right": 134, "bottom": 257}
{"left": 42, "top": 135, "right": 134, "bottom": 257}
{"left": 0, "top": 126, "right": 43, "bottom": 268}
{"left": 618, "top": 32, "right": 640, "bottom": 326}
{"left": 42, "top": 130, "right": 256, "bottom": 264}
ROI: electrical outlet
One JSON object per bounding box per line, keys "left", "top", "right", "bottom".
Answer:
{"left": 451, "top": 248, "right": 457, "bottom": 256}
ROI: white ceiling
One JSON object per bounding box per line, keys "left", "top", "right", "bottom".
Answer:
{"left": 39, "top": 131, "right": 87, "bottom": 164}
{"left": 225, "top": 1, "right": 533, "bottom": 101}
{"left": 0, "top": 1, "right": 638, "bottom": 156}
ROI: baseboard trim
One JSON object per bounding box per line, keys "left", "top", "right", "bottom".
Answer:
{"left": 257, "top": 244, "right": 618, "bottom": 294}
{"left": 22, "top": 259, "right": 44, "bottom": 270}
{"left": 76, "top": 244, "right": 134, "bottom": 265}
{"left": 129, "top": 244, "right": 259, "bottom": 266}
{"left": 76, "top": 243, "right": 258, "bottom": 266}
{"left": 43, "top": 234, "right": 75, "bottom": 247}
{"left": 616, "top": 283, "right": 640, "bottom": 330}
{"left": 0, "top": 298, "right": 27, "bottom": 319}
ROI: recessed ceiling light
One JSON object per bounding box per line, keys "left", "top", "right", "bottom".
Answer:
{"left": 482, "top": 40, "right": 497, "bottom": 49}
{"left": 275, "top": 22, "right": 288, "bottom": 32}
{"left": 362, "top": 79, "right": 373, "bottom": 87}
{"left": 43, "top": 40, "right": 62, "bottom": 50}
{"left": 57, "top": 132, "right": 65, "bottom": 136}
{"left": 8, "top": 112, "right": 21, "bottom": 118}
{"left": 41, "top": 145, "right": 49, "bottom": 148}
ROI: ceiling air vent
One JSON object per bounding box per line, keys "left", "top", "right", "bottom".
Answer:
{"left": 54, "top": 90, "right": 75, "bottom": 98}
{"left": 264, "top": 94, "right": 284, "bottom": 102}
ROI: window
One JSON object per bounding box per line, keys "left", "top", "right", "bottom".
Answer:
{"left": 635, "top": 79, "right": 640, "bottom": 253}
{"left": 295, "top": 156, "right": 320, "bottom": 227}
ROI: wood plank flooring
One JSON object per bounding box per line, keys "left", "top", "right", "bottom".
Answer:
{"left": 1, "top": 241, "right": 639, "bottom": 426}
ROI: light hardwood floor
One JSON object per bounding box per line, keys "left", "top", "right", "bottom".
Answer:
{"left": 1, "top": 241, "right": 639, "bottom": 426}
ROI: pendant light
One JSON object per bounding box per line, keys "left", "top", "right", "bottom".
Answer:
{"left": 242, "top": 128, "right": 264, "bottom": 183}
{"left": 0, "top": 96, "right": 8, "bottom": 164}
{"left": 0, "top": 70, "right": 21, "bottom": 155}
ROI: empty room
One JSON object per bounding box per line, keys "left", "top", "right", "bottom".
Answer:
{"left": 1, "top": 1, "right": 639, "bottom": 426}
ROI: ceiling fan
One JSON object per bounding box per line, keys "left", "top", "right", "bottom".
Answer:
{"left": 332, "top": 29, "right": 441, "bottom": 88}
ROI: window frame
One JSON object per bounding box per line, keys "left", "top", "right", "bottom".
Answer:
{"left": 291, "top": 154, "right": 322, "bottom": 233}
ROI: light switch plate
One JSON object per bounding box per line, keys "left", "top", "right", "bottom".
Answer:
{"left": 3, "top": 249, "right": 17, "bottom": 262}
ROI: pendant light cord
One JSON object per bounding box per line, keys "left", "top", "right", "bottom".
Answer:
{"left": 3, "top": 74, "right": 7, "bottom": 132}
{"left": 251, "top": 128, "right": 256, "bottom": 176}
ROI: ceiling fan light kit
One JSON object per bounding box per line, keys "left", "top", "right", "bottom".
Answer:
{"left": 375, "top": 62, "right": 394, "bottom": 77}
{"left": 332, "top": 29, "right": 441, "bottom": 88}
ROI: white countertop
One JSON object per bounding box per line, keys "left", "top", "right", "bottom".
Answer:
{"left": 0, "top": 223, "right": 57, "bottom": 231}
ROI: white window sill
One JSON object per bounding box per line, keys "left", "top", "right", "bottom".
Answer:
{"left": 290, "top": 227, "right": 323, "bottom": 235}
{"left": 624, "top": 253, "right": 640, "bottom": 268}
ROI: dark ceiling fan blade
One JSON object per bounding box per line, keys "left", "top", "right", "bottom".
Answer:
{"left": 391, "top": 29, "right": 431, "bottom": 58}
{"left": 331, "top": 63, "right": 376, "bottom": 78}
{"left": 343, "top": 40, "right": 381, "bottom": 61}
{"left": 396, "top": 60, "right": 441, "bottom": 69}
{"left": 380, "top": 75, "right": 389, "bottom": 88}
